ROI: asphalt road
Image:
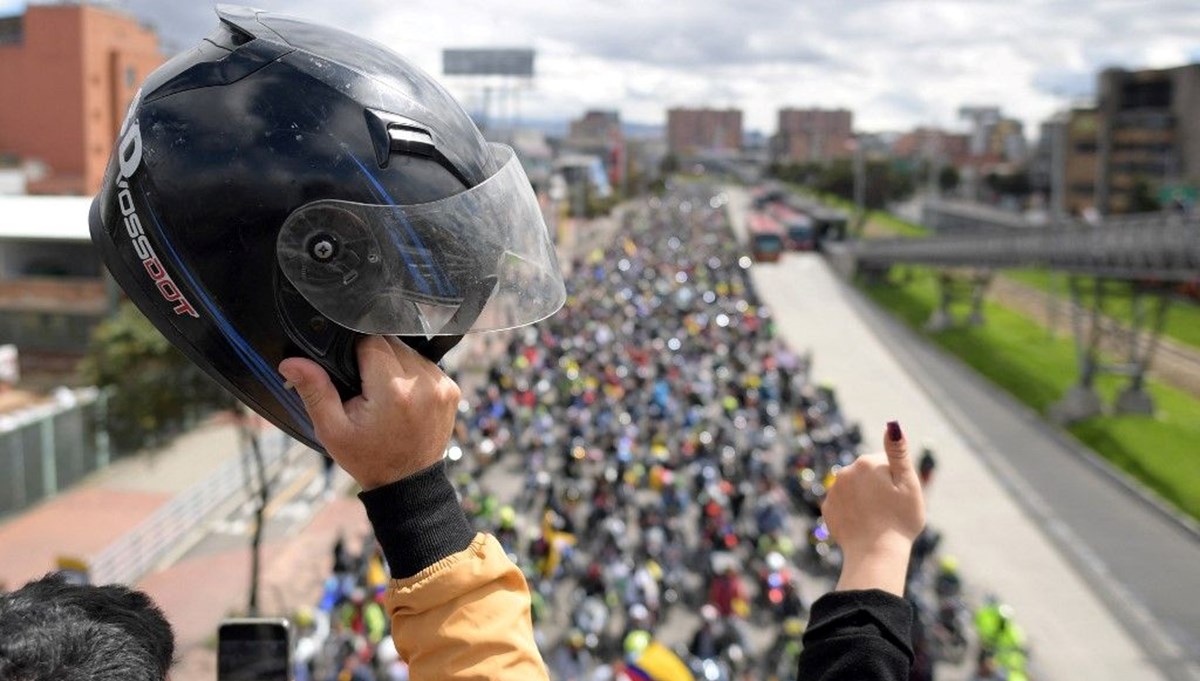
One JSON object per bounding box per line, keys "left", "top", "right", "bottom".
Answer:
{"left": 838, "top": 268, "right": 1200, "bottom": 678}
{"left": 753, "top": 248, "right": 1199, "bottom": 681}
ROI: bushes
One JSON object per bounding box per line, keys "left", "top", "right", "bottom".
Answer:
{"left": 81, "top": 302, "right": 231, "bottom": 453}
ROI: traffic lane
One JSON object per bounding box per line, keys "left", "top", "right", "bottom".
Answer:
{"left": 835, "top": 274, "right": 1200, "bottom": 673}
{"left": 753, "top": 253, "right": 1173, "bottom": 681}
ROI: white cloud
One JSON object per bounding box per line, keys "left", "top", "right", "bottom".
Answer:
{"left": 115, "top": 0, "right": 1200, "bottom": 134}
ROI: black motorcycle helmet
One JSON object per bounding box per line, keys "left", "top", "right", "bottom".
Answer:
{"left": 90, "top": 5, "right": 565, "bottom": 451}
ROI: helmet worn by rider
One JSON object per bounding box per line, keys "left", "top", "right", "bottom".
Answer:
{"left": 623, "top": 630, "right": 651, "bottom": 659}
{"left": 90, "top": 6, "right": 565, "bottom": 451}
{"left": 498, "top": 505, "right": 517, "bottom": 529}
{"left": 939, "top": 555, "right": 959, "bottom": 574}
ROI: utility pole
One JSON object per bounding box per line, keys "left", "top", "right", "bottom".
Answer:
{"left": 853, "top": 136, "right": 866, "bottom": 215}
{"left": 925, "top": 131, "right": 944, "bottom": 197}
{"left": 1050, "top": 113, "right": 1067, "bottom": 223}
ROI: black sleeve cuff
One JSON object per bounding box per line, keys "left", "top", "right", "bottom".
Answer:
{"left": 357, "top": 460, "right": 475, "bottom": 579}
{"left": 802, "top": 589, "right": 915, "bottom": 663}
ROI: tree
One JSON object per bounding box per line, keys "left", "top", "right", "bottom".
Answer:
{"left": 659, "top": 154, "right": 680, "bottom": 176}
{"left": 984, "top": 170, "right": 1032, "bottom": 198}
{"left": 1128, "top": 175, "right": 1162, "bottom": 213}
{"left": 81, "top": 301, "right": 231, "bottom": 452}
{"left": 768, "top": 158, "right": 916, "bottom": 209}
{"left": 938, "top": 166, "right": 960, "bottom": 193}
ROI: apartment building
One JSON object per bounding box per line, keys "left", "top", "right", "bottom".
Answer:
{"left": 1096, "top": 64, "right": 1200, "bottom": 214}
{"left": 774, "top": 108, "right": 854, "bottom": 163}
{"left": 0, "top": 4, "right": 163, "bottom": 195}
{"left": 666, "top": 108, "right": 742, "bottom": 157}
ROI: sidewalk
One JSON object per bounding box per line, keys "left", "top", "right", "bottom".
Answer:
{"left": 0, "top": 415, "right": 243, "bottom": 589}
{"left": 143, "top": 496, "right": 370, "bottom": 681}
{"left": 0, "top": 406, "right": 370, "bottom": 681}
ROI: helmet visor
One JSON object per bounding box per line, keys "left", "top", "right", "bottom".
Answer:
{"left": 277, "top": 144, "right": 565, "bottom": 336}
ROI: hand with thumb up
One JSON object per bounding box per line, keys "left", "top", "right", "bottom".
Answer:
{"left": 822, "top": 421, "right": 927, "bottom": 596}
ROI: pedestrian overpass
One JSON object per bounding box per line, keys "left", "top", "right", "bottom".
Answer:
{"left": 837, "top": 208, "right": 1200, "bottom": 422}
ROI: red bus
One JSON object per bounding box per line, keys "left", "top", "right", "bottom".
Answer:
{"left": 766, "top": 202, "right": 816, "bottom": 251}
{"left": 747, "top": 211, "right": 785, "bottom": 263}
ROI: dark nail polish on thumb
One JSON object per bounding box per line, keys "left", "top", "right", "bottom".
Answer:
{"left": 887, "top": 421, "right": 903, "bottom": 442}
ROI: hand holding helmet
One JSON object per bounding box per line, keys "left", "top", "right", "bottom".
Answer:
{"left": 89, "top": 7, "right": 564, "bottom": 452}
{"left": 279, "top": 335, "right": 460, "bottom": 490}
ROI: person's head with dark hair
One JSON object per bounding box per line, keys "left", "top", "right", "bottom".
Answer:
{"left": 0, "top": 573, "right": 175, "bottom": 681}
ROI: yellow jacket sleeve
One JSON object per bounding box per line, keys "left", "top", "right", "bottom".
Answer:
{"left": 386, "top": 533, "right": 549, "bottom": 681}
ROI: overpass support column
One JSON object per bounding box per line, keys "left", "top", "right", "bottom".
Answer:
{"left": 1113, "top": 283, "right": 1171, "bottom": 415}
{"left": 1050, "top": 276, "right": 1105, "bottom": 423}
{"left": 925, "top": 269, "right": 992, "bottom": 331}
{"left": 1050, "top": 278, "right": 1172, "bottom": 423}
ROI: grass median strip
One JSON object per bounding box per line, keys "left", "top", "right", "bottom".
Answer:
{"left": 862, "top": 265, "right": 1200, "bottom": 521}
{"left": 1005, "top": 268, "right": 1200, "bottom": 352}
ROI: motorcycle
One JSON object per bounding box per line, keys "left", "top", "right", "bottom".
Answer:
{"left": 572, "top": 594, "right": 610, "bottom": 654}
{"left": 806, "top": 518, "right": 842, "bottom": 577}
{"left": 929, "top": 596, "right": 970, "bottom": 664}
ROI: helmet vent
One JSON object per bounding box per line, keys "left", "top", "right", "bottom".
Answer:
{"left": 388, "top": 126, "right": 435, "bottom": 158}
{"left": 364, "top": 108, "right": 471, "bottom": 187}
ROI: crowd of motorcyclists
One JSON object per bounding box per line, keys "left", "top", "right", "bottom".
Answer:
{"left": 290, "top": 186, "right": 1034, "bottom": 681}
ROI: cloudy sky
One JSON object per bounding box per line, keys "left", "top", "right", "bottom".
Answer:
{"left": 6, "top": 0, "right": 1200, "bottom": 135}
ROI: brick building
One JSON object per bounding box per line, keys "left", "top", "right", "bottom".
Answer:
{"left": 565, "top": 110, "right": 625, "bottom": 185}
{"left": 774, "top": 108, "right": 854, "bottom": 163}
{"left": 666, "top": 108, "right": 742, "bottom": 157}
{"left": 0, "top": 4, "right": 164, "bottom": 195}
{"left": 892, "top": 127, "right": 971, "bottom": 166}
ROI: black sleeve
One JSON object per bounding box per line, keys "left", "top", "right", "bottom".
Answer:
{"left": 357, "top": 460, "right": 475, "bottom": 579}
{"left": 795, "top": 590, "right": 914, "bottom": 681}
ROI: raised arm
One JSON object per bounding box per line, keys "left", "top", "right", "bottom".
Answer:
{"left": 795, "top": 421, "right": 926, "bottom": 681}
{"left": 280, "top": 336, "right": 549, "bottom": 680}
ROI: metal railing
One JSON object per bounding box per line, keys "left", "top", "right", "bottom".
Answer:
{"left": 88, "top": 428, "right": 294, "bottom": 585}
{"left": 853, "top": 217, "right": 1200, "bottom": 281}
{"left": 0, "top": 388, "right": 105, "bottom": 516}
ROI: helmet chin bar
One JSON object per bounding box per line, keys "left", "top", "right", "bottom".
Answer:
{"left": 275, "top": 271, "right": 498, "bottom": 397}
{"left": 275, "top": 273, "right": 362, "bottom": 400}
{"left": 398, "top": 274, "right": 498, "bottom": 364}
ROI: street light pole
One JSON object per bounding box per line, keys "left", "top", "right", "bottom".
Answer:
{"left": 1051, "top": 113, "right": 1067, "bottom": 223}
{"left": 853, "top": 136, "right": 866, "bottom": 222}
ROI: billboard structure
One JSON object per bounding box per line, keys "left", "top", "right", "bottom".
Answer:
{"left": 442, "top": 48, "right": 536, "bottom": 133}
{"left": 444, "top": 49, "right": 534, "bottom": 77}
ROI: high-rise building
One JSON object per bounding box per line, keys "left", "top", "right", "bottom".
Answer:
{"left": 774, "top": 108, "right": 853, "bottom": 163}
{"left": 566, "top": 110, "right": 624, "bottom": 185}
{"left": 892, "top": 127, "right": 970, "bottom": 166}
{"left": 1063, "top": 108, "right": 1100, "bottom": 216}
{"left": 666, "top": 108, "right": 742, "bottom": 157}
{"left": 958, "top": 106, "right": 1027, "bottom": 164}
{"left": 568, "top": 110, "right": 621, "bottom": 146}
{"left": 0, "top": 4, "right": 164, "bottom": 195}
{"left": 1096, "top": 64, "right": 1200, "bottom": 214}
{"left": 1030, "top": 116, "right": 1069, "bottom": 217}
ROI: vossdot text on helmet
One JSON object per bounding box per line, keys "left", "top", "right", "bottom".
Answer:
{"left": 113, "top": 91, "right": 199, "bottom": 320}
